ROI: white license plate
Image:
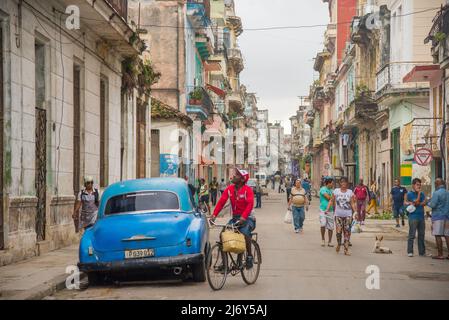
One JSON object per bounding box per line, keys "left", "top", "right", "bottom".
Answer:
{"left": 125, "top": 248, "right": 155, "bottom": 259}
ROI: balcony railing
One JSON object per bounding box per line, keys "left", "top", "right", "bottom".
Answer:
{"left": 106, "top": 0, "right": 128, "bottom": 22}
{"left": 227, "top": 48, "right": 244, "bottom": 73}
{"left": 186, "top": 86, "right": 214, "bottom": 118}
{"left": 375, "top": 62, "right": 431, "bottom": 95}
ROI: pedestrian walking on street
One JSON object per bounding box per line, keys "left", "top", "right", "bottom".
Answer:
{"left": 390, "top": 178, "right": 408, "bottom": 228}
{"left": 301, "top": 178, "right": 312, "bottom": 205}
{"left": 320, "top": 177, "right": 335, "bottom": 247}
{"left": 427, "top": 178, "right": 449, "bottom": 260}
{"left": 366, "top": 180, "right": 379, "bottom": 215}
{"left": 199, "top": 178, "right": 211, "bottom": 215}
{"left": 405, "top": 178, "right": 428, "bottom": 257}
{"left": 210, "top": 177, "right": 219, "bottom": 206}
{"left": 219, "top": 178, "right": 227, "bottom": 197}
{"left": 286, "top": 177, "right": 292, "bottom": 203}
{"left": 354, "top": 179, "right": 369, "bottom": 225}
{"left": 255, "top": 179, "right": 262, "bottom": 209}
{"left": 331, "top": 177, "right": 356, "bottom": 256}
{"left": 185, "top": 176, "right": 197, "bottom": 206}
{"left": 288, "top": 179, "right": 309, "bottom": 234}
{"left": 73, "top": 176, "right": 99, "bottom": 233}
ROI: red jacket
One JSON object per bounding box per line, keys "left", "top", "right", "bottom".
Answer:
{"left": 354, "top": 185, "right": 368, "bottom": 200}
{"left": 213, "top": 184, "right": 254, "bottom": 220}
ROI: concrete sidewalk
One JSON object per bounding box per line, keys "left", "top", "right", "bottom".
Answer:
{"left": 0, "top": 245, "right": 80, "bottom": 300}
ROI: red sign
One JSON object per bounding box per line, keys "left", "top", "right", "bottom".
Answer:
{"left": 414, "top": 148, "right": 433, "bottom": 166}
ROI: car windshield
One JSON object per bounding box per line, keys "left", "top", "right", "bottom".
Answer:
{"left": 105, "top": 191, "right": 180, "bottom": 215}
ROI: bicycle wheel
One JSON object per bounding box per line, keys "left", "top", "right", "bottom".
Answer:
{"left": 206, "top": 243, "right": 228, "bottom": 291}
{"left": 241, "top": 240, "right": 261, "bottom": 285}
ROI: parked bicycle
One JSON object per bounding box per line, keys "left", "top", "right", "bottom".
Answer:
{"left": 206, "top": 220, "right": 261, "bottom": 291}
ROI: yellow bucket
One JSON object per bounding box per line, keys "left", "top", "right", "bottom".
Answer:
{"left": 221, "top": 230, "right": 246, "bottom": 254}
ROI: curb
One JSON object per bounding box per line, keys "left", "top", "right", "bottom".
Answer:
{"left": 5, "top": 272, "right": 87, "bottom": 300}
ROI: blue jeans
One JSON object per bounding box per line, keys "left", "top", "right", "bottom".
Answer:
{"left": 408, "top": 219, "right": 426, "bottom": 255}
{"left": 255, "top": 192, "right": 262, "bottom": 208}
{"left": 292, "top": 206, "right": 305, "bottom": 231}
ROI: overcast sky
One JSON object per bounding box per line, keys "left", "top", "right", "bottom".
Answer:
{"left": 234, "top": 0, "right": 329, "bottom": 134}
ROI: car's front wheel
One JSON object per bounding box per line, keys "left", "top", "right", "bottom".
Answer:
{"left": 192, "top": 261, "right": 206, "bottom": 282}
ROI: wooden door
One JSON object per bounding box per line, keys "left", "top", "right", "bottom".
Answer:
{"left": 0, "top": 27, "right": 4, "bottom": 249}
{"left": 136, "top": 100, "right": 146, "bottom": 178}
{"left": 151, "top": 130, "right": 160, "bottom": 177}
{"left": 35, "top": 108, "right": 46, "bottom": 241}
{"left": 73, "top": 65, "right": 81, "bottom": 196}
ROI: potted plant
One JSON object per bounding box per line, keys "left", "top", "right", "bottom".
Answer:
{"left": 189, "top": 88, "right": 203, "bottom": 105}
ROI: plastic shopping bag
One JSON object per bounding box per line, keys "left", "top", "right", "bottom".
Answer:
{"left": 284, "top": 210, "right": 292, "bottom": 224}
{"left": 351, "top": 220, "right": 362, "bottom": 233}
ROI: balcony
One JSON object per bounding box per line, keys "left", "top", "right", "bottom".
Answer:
{"left": 106, "top": 0, "right": 128, "bottom": 21}
{"left": 186, "top": 86, "right": 215, "bottom": 120}
{"left": 375, "top": 62, "right": 432, "bottom": 101}
{"left": 322, "top": 123, "right": 336, "bottom": 143}
{"left": 228, "top": 90, "right": 244, "bottom": 114}
{"left": 228, "top": 48, "right": 244, "bottom": 73}
{"left": 226, "top": 15, "right": 243, "bottom": 36}
{"left": 60, "top": 0, "right": 143, "bottom": 56}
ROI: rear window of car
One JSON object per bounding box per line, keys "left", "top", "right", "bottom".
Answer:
{"left": 105, "top": 191, "right": 180, "bottom": 215}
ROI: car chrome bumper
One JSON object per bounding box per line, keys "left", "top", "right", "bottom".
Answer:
{"left": 78, "top": 253, "right": 204, "bottom": 273}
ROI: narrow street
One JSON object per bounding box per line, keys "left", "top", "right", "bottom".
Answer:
{"left": 47, "top": 192, "right": 449, "bottom": 300}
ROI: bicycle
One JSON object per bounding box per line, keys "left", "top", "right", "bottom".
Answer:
{"left": 206, "top": 220, "right": 262, "bottom": 291}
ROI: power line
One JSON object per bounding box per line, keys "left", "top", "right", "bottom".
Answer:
{"left": 53, "top": 6, "right": 440, "bottom": 32}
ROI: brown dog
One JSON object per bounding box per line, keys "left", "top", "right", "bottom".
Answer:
{"left": 373, "top": 235, "right": 393, "bottom": 254}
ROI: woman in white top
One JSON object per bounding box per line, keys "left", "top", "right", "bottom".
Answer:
{"left": 327, "top": 177, "right": 356, "bottom": 255}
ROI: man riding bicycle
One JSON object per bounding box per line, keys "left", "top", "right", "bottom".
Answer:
{"left": 210, "top": 168, "right": 256, "bottom": 269}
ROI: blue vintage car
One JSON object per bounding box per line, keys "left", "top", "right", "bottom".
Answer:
{"left": 78, "top": 178, "right": 210, "bottom": 284}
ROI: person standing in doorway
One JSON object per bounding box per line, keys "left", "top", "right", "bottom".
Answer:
{"left": 390, "top": 178, "right": 408, "bottom": 228}
{"left": 354, "top": 179, "right": 369, "bottom": 225}
{"left": 366, "top": 180, "right": 379, "bottom": 215}
{"left": 255, "top": 179, "right": 262, "bottom": 209}
{"left": 209, "top": 177, "right": 219, "bottom": 206}
{"left": 427, "top": 178, "right": 449, "bottom": 260}
{"left": 219, "top": 178, "right": 227, "bottom": 197}
{"left": 288, "top": 179, "right": 309, "bottom": 234}
{"left": 185, "top": 176, "right": 197, "bottom": 206}
{"left": 320, "top": 177, "right": 334, "bottom": 247}
{"left": 73, "top": 176, "right": 99, "bottom": 232}
{"left": 404, "top": 178, "right": 428, "bottom": 257}
{"left": 331, "top": 177, "right": 356, "bottom": 256}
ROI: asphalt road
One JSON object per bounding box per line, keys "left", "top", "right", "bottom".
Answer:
{"left": 47, "top": 192, "right": 449, "bottom": 300}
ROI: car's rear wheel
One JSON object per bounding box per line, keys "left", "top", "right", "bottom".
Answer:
{"left": 192, "top": 261, "right": 206, "bottom": 282}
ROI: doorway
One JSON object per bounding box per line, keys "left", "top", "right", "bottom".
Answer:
{"left": 136, "top": 99, "right": 146, "bottom": 179}
{"left": 73, "top": 65, "right": 81, "bottom": 196}
{"left": 151, "top": 129, "right": 160, "bottom": 177}
{"left": 35, "top": 41, "right": 47, "bottom": 242}
{"left": 0, "top": 26, "right": 4, "bottom": 249}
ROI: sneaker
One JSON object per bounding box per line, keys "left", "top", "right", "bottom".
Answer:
{"left": 408, "top": 253, "right": 413, "bottom": 257}
{"left": 321, "top": 240, "right": 325, "bottom": 247}
{"left": 245, "top": 255, "right": 254, "bottom": 269}
{"left": 395, "top": 224, "right": 400, "bottom": 228}
{"left": 327, "top": 243, "right": 334, "bottom": 247}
